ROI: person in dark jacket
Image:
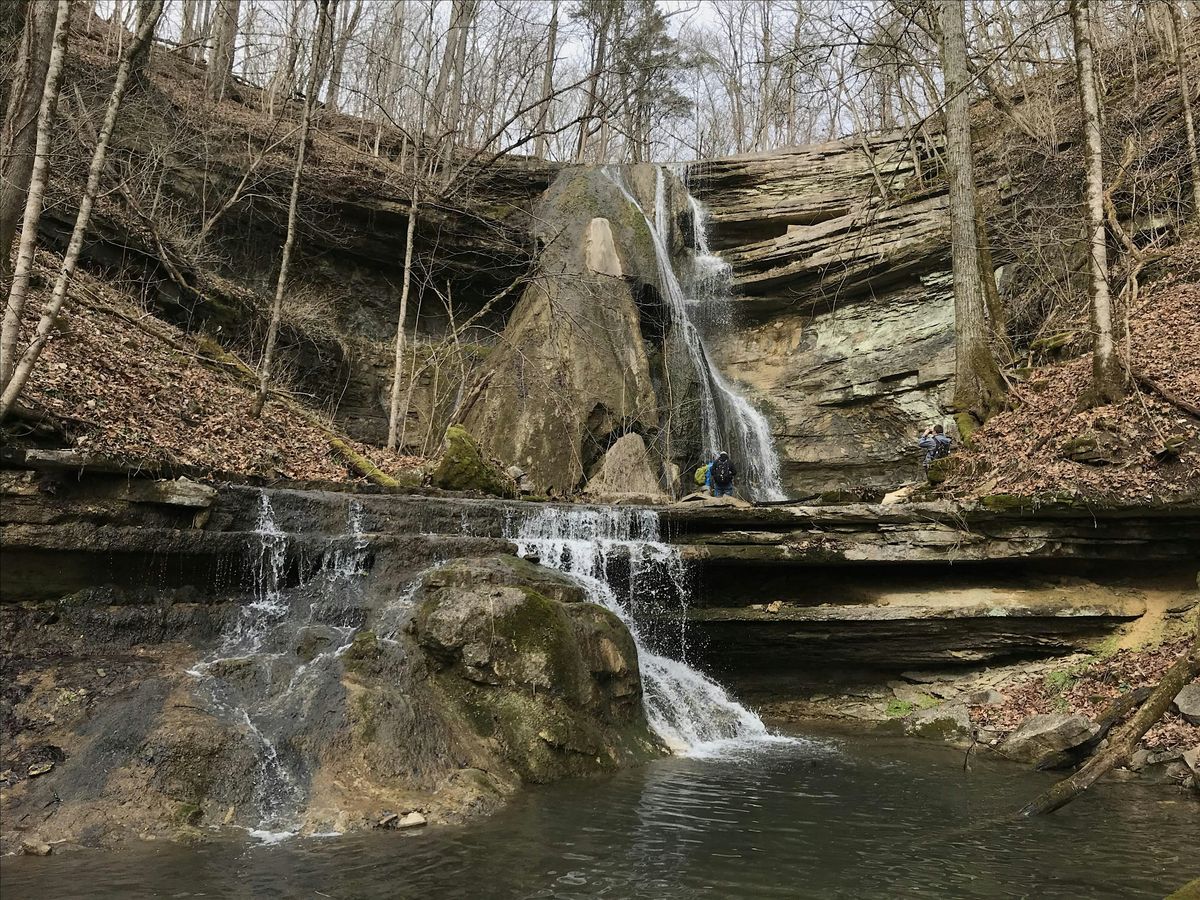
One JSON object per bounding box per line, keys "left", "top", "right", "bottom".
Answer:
{"left": 918, "top": 425, "right": 953, "bottom": 470}
{"left": 710, "top": 450, "right": 736, "bottom": 497}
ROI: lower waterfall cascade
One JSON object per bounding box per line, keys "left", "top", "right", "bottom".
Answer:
{"left": 507, "top": 504, "right": 775, "bottom": 755}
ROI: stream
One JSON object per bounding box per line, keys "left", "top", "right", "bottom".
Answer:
{"left": 3, "top": 729, "right": 1195, "bottom": 899}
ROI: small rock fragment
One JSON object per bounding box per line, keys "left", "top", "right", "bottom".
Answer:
{"left": 27, "top": 762, "right": 54, "bottom": 777}
{"left": 397, "top": 812, "right": 427, "bottom": 829}
{"left": 376, "top": 813, "right": 399, "bottom": 829}
{"left": 21, "top": 839, "right": 52, "bottom": 856}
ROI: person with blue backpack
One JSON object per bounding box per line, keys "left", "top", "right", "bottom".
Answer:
{"left": 918, "top": 424, "right": 953, "bottom": 471}
{"left": 708, "top": 450, "right": 736, "bottom": 497}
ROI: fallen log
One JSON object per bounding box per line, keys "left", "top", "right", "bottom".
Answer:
{"left": 1019, "top": 632, "right": 1200, "bottom": 816}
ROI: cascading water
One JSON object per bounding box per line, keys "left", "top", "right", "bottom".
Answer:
{"left": 605, "top": 167, "right": 786, "bottom": 501}
{"left": 187, "top": 492, "right": 379, "bottom": 838}
{"left": 507, "top": 505, "right": 775, "bottom": 755}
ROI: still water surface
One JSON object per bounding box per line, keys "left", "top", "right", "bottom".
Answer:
{"left": 3, "top": 729, "right": 1196, "bottom": 899}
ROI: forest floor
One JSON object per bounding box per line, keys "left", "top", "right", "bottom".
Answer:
{"left": 941, "top": 237, "right": 1200, "bottom": 504}
{"left": 6, "top": 251, "right": 425, "bottom": 484}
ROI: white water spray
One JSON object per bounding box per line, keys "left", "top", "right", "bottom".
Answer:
{"left": 508, "top": 505, "right": 775, "bottom": 755}
{"left": 605, "top": 167, "right": 785, "bottom": 501}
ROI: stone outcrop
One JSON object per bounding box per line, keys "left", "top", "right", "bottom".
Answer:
{"left": 688, "top": 133, "right": 957, "bottom": 496}
{"left": 430, "top": 426, "right": 516, "bottom": 498}
{"left": 458, "top": 168, "right": 665, "bottom": 495}
{"left": 997, "top": 713, "right": 1100, "bottom": 765}
{"left": 412, "top": 557, "right": 662, "bottom": 783}
{"left": 584, "top": 433, "right": 668, "bottom": 502}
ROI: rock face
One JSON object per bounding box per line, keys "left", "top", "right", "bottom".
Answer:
{"left": 459, "top": 168, "right": 665, "bottom": 495}
{"left": 412, "top": 557, "right": 662, "bottom": 782}
{"left": 584, "top": 433, "right": 668, "bottom": 502}
{"left": 997, "top": 713, "right": 1099, "bottom": 765}
{"left": 688, "top": 134, "right": 956, "bottom": 496}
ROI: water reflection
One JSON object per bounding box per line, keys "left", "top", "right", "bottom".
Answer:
{"left": 3, "top": 730, "right": 1195, "bottom": 899}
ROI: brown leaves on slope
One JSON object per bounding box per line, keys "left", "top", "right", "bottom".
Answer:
{"left": 972, "top": 637, "right": 1199, "bottom": 753}
{"left": 15, "top": 254, "right": 423, "bottom": 484}
{"left": 943, "top": 250, "right": 1200, "bottom": 503}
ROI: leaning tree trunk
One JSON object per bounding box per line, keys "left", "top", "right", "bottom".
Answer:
{"left": 0, "top": 0, "right": 58, "bottom": 280}
{"left": 1020, "top": 620, "right": 1199, "bottom": 816}
{"left": 386, "top": 183, "right": 419, "bottom": 451}
{"left": 1071, "top": 0, "right": 1124, "bottom": 403}
{"left": 0, "top": 0, "right": 71, "bottom": 391}
{"left": 0, "top": 0, "right": 164, "bottom": 420}
{"left": 250, "top": 0, "right": 335, "bottom": 418}
{"left": 939, "top": 0, "right": 1006, "bottom": 422}
{"left": 1170, "top": 1, "right": 1200, "bottom": 221}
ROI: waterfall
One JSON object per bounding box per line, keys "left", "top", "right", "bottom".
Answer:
{"left": 187, "top": 492, "right": 376, "bottom": 837}
{"left": 606, "top": 167, "right": 785, "bottom": 501}
{"left": 508, "top": 505, "right": 774, "bottom": 756}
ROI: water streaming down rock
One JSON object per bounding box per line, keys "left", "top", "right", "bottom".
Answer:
{"left": 607, "top": 167, "right": 785, "bottom": 501}
{"left": 187, "top": 492, "right": 376, "bottom": 836}
{"left": 507, "top": 505, "right": 773, "bottom": 755}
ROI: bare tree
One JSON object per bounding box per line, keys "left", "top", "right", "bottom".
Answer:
{"left": 0, "top": 0, "right": 71, "bottom": 391}
{"left": 1071, "top": 0, "right": 1124, "bottom": 403}
{"left": 386, "top": 184, "right": 419, "bottom": 450}
{"left": 939, "top": 0, "right": 1006, "bottom": 423}
{"left": 0, "top": 0, "right": 59, "bottom": 280}
{"left": 0, "top": 0, "right": 165, "bottom": 420}
{"left": 251, "top": 0, "right": 336, "bottom": 418}
{"left": 325, "top": 0, "right": 363, "bottom": 114}
{"left": 205, "top": 0, "right": 241, "bottom": 102}
{"left": 1169, "top": 1, "right": 1200, "bottom": 221}
{"left": 533, "top": 0, "right": 560, "bottom": 160}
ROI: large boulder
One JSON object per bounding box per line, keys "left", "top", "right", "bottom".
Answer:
{"left": 584, "top": 433, "right": 668, "bottom": 502}
{"left": 904, "top": 702, "right": 972, "bottom": 742}
{"left": 411, "top": 556, "right": 665, "bottom": 782}
{"left": 459, "top": 168, "right": 666, "bottom": 496}
{"left": 430, "top": 425, "right": 516, "bottom": 498}
{"left": 998, "top": 713, "right": 1099, "bottom": 765}
{"left": 1173, "top": 682, "right": 1200, "bottom": 726}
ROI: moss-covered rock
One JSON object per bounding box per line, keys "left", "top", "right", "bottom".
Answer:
{"left": 430, "top": 425, "right": 516, "bottom": 498}
{"left": 411, "top": 556, "right": 665, "bottom": 783}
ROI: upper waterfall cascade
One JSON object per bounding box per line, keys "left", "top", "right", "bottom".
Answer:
{"left": 605, "top": 166, "right": 786, "bottom": 502}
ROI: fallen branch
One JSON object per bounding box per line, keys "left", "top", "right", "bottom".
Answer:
{"left": 1131, "top": 369, "right": 1200, "bottom": 419}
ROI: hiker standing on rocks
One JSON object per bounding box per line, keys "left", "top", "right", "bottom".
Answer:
{"left": 710, "top": 450, "right": 736, "bottom": 497}
{"left": 918, "top": 425, "right": 953, "bottom": 470}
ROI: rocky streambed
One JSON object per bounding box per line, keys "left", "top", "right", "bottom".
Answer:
{"left": 2, "top": 465, "right": 1198, "bottom": 854}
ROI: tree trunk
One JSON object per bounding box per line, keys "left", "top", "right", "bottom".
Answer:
{"left": 939, "top": 0, "right": 1006, "bottom": 421}
{"left": 179, "top": 0, "right": 198, "bottom": 60}
{"left": 0, "top": 0, "right": 58, "bottom": 280}
{"left": 533, "top": 0, "right": 559, "bottom": 160}
{"left": 1019, "top": 625, "right": 1199, "bottom": 816}
{"left": 251, "top": 0, "right": 335, "bottom": 418}
{"left": 0, "top": 0, "right": 164, "bottom": 421}
{"left": 0, "top": 0, "right": 71, "bottom": 391}
{"left": 205, "top": 0, "right": 240, "bottom": 103}
{"left": 1170, "top": 1, "right": 1200, "bottom": 221}
{"left": 576, "top": 7, "right": 612, "bottom": 163}
{"left": 1072, "top": 0, "right": 1125, "bottom": 403}
{"left": 326, "top": 0, "right": 362, "bottom": 115}
{"left": 386, "top": 184, "right": 419, "bottom": 451}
